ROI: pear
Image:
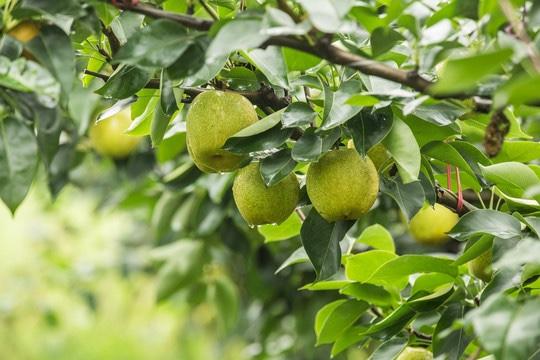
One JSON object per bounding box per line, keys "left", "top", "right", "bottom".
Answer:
{"left": 468, "top": 249, "right": 492, "bottom": 282}
{"left": 89, "top": 107, "right": 141, "bottom": 159}
{"left": 8, "top": 21, "right": 40, "bottom": 43}
{"left": 409, "top": 203, "right": 459, "bottom": 245}
{"left": 186, "top": 90, "right": 258, "bottom": 173}
{"left": 396, "top": 347, "right": 433, "bottom": 360}
{"left": 233, "top": 163, "right": 299, "bottom": 225}
{"left": 306, "top": 148, "right": 379, "bottom": 222}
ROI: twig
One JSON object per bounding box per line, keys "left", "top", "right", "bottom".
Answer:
{"left": 412, "top": 329, "right": 433, "bottom": 341}
{"left": 82, "top": 69, "right": 290, "bottom": 110}
{"left": 499, "top": 0, "right": 540, "bottom": 72}
{"left": 277, "top": 0, "right": 302, "bottom": 23}
{"left": 198, "top": 0, "right": 218, "bottom": 20}
{"left": 295, "top": 208, "right": 306, "bottom": 221}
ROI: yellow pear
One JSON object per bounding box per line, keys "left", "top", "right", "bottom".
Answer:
{"left": 468, "top": 249, "right": 492, "bottom": 282}
{"left": 89, "top": 107, "right": 141, "bottom": 159}
{"left": 306, "top": 148, "right": 379, "bottom": 222}
{"left": 232, "top": 163, "right": 299, "bottom": 225}
{"left": 186, "top": 90, "right": 258, "bottom": 173}
{"left": 8, "top": 21, "right": 40, "bottom": 43}
{"left": 409, "top": 203, "right": 459, "bottom": 245}
{"left": 396, "top": 347, "right": 433, "bottom": 360}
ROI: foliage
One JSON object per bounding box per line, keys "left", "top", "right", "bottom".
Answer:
{"left": 1, "top": 0, "right": 540, "bottom": 358}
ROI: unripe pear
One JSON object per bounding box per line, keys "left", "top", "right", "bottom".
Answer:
{"left": 8, "top": 21, "right": 40, "bottom": 43}
{"left": 409, "top": 203, "right": 459, "bottom": 245}
{"left": 468, "top": 249, "right": 492, "bottom": 282}
{"left": 186, "top": 90, "right": 258, "bottom": 173}
{"left": 306, "top": 148, "right": 379, "bottom": 222}
{"left": 396, "top": 347, "right": 433, "bottom": 360}
{"left": 89, "top": 107, "right": 141, "bottom": 159}
{"left": 233, "top": 163, "right": 299, "bottom": 225}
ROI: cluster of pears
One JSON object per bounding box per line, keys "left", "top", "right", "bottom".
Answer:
{"left": 186, "top": 91, "right": 380, "bottom": 225}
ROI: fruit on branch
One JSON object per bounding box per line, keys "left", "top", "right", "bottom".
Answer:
{"left": 306, "top": 148, "right": 379, "bottom": 222}
{"left": 232, "top": 163, "right": 299, "bottom": 225}
{"left": 396, "top": 347, "right": 434, "bottom": 360}
{"left": 89, "top": 107, "right": 141, "bottom": 159}
{"left": 186, "top": 90, "right": 258, "bottom": 173}
{"left": 468, "top": 249, "right": 493, "bottom": 282}
{"left": 347, "top": 140, "right": 391, "bottom": 171}
{"left": 8, "top": 21, "right": 40, "bottom": 43}
{"left": 409, "top": 203, "right": 459, "bottom": 245}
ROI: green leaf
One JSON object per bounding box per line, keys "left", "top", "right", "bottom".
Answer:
{"left": 430, "top": 48, "right": 513, "bottom": 95}
{"left": 321, "top": 80, "right": 363, "bottom": 130}
{"left": 297, "top": 0, "right": 355, "bottom": 33}
{"left": 355, "top": 224, "right": 395, "bottom": 252}
{"left": 230, "top": 110, "right": 282, "bottom": 138}
{"left": 150, "top": 100, "right": 172, "bottom": 146}
{"left": 291, "top": 127, "right": 341, "bottom": 162}
{"left": 315, "top": 299, "right": 369, "bottom": 345}
{"left": 301, "top": 279, "right": 353, "bottom": 291}
{"left": 114, "top": 20, "right": 193, "bottom": 69}
{"left": 382, "top": 117, "right": 421, "bottom": 183}
{"left": 95, "top": 65, "right": 151, "bottom": 100}
{"left": 480, "top": 162, "right": 540, "bottom": 198}
{"left": 367, "top": 255, "right": 458, "bottom": 285}
{"left": 449, "top": 209, "right": 522, "bottom": 240}
{"left": 259, "top": 148, "right": 297, "bottom": 186}
{"left": 454, "top": 234, "right": 494, "bottom": 266}
{"left": 422, "top": 141, "right": 477, "bottom": 181}
{"left": 467, "top": 294, "right": 540, "bottom": 359}
{"left": 331, "top": 325, "right": 368, "bottom": 357}
{"left": 0, "top": 117, "right": 38, "bottom": 213}
{"left": 345, "top": 250, "right": 399, "bottom": 283}
{"left": 282, "top": 47, "right": 321, "bottom": 71}
{"left": 433, "top": 303, "right": 470, "bottom": 360}
{"left": 224, "top": 123, "right": 293, "bottom": 154}
{"left": 275, "top": 246, "right": 309, "bottom": 273}
{"left": 340, "top": 283, "right": 395, "bottom": 307}
{"left": 221, "top": 67, "right": 260, "bottom": 91}
{"left": 155, "top": 240, "right": 206, "bottom": 302}
{"left": 26, "top": 25, "right": 74, "bottom": 100}
{"left": 380, "top": 177, "right": 425, "bottom": 221}
{"left": 346, "top": 107, "right": 393, "bottom": 157}
{"left": 493, "top": 141, "right": 540, "bottom": 163}
{"left": 212, "top": 276, "right": 238, "bottom": 331}
{"left": 369, "top": 338, "right": 408, "bottom": 360}
{"left": 282, "top": 102, "right": 316, "bottom": 128}
{"left": 245, "top": 46, "right": 289, "bottom": 89}
{"left": 301, "top": 209, "right": 355, "bottom": 280}
{"left": 494, "top": 73, "right": 540, "bottom": 108}
{"left": 160, "top": 70, "right": 178, "bottom": 116}
{"left": 206, "top": 18, "right": 268, "bottom": 62}
{"left": 345, "top": 94, "right": 380, "bottom": 107}
{"left": 361, "top": 303, "right": 416, "bottom": 339}
{"left": 0, "top": 57, "right": 60, "bottom": 105}
{"left": 371, "top": 27, "right": 404, "bottom": 58}
{"left": 167, "top": 37, "right": 208, "bottom": 80}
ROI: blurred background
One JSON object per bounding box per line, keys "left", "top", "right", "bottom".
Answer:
{"left": 0, "top": 154, "right": 365, "bottom": 360}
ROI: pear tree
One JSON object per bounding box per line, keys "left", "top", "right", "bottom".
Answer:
{"left": 1, "top": 0, "right": 540, "bottom": 359}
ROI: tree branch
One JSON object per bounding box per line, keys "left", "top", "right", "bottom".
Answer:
{"left": 83, "top": 69, "right": 290, "bottom": 110}
{"left": 108, "top": 1, "right": 511, "bottom": 112}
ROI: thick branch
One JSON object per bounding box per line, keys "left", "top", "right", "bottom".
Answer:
{"left": 108, "top": 1, "right": 509, "bottom": 112}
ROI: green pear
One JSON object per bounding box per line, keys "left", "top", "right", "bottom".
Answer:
{"left": 468, "top": 249, "right": 492, "bottom": 282}
{"left": 396, "top": 347, "right": 433, "bottom": 360}
{"left": 306, "top": 148, "right": 379, "bottom": 222}
{"left": 409, "top": 203, "right": 459, "bottom": 245}
{"left": 186, "top": 90, "right": 258, "bottom": 173}
{"left": 233, "top": 163, "right": 300, "bottom": 225}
